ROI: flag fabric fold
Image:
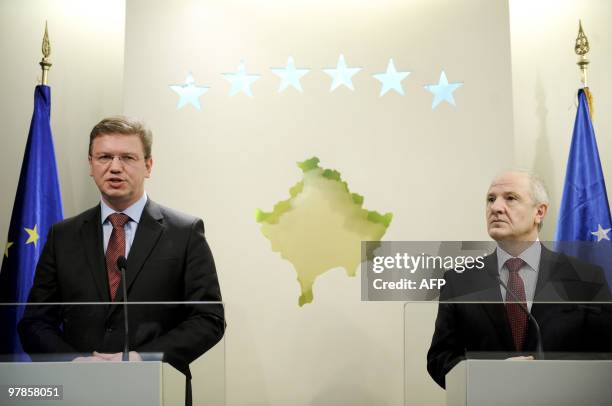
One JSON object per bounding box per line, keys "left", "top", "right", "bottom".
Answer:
{"left": 0, "top": 85, "right": 63, "bottom": 361}
{"left": 555, "top": 88, "right": 612, "bottom": 287}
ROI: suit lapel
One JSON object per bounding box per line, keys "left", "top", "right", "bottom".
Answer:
{"left": 527, "top": 246, "right": 580, "bottom": 351}
{"left": 81, "top": 205, "right": 110, "bottom": 302}
{"left": 533, "top": 246, "right": 579, "bottom": 304}
{"left": 534, "top": 246, "right": 556, "bottom": 300}
{"left": 112, "top": 199, "right": 164, "bottom": 303}
{"left": 479, "top": 252, "right": 515, "bottom": 350}
{"left": 527, "top": 247, "right": 560, "bottom": 351}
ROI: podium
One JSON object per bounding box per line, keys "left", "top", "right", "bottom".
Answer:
{"left": 446, "top": 359, "right": 612, "bottom": 406}
{"left": 0, "top": 361, "right": 185, "bottom": 406}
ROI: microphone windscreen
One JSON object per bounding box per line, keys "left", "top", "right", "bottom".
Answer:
{"left": 117, "top": 256, "right": 128, "bottom": 270}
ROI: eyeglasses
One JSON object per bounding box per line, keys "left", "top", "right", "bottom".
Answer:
{"left": 91, "top": 154, "right": 143, "bottom": 166}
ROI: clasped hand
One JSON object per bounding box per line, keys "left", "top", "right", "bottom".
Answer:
{"left": 73, "top": 351, "right": 142, "bottom": 362}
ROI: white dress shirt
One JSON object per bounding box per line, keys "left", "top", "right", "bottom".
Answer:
{"left": 101, "top": 193, "right": 148, "bottom": 257}
{"left": 496, "top": 241, "right": 541, "bottom": 311}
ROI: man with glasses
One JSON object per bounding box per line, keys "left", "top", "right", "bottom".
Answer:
{"left": 19, "top": 116, "right": 224, "bottom": 406}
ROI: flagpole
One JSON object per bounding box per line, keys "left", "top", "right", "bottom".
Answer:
{"left": 574, "top": 20, "right": 592, "bottom": 116}
{"left": 39, "top": 21, "right": 51, "bottom": 85}
{"left": 575, "top": 20, "right": 589, "bottom": 87}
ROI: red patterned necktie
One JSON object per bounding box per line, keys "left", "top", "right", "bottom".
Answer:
{"left": 106, "top": 213, "right": 130, "bottom": 301}
{"left": 505, "top": 257, "right": 528, "bottom": 351}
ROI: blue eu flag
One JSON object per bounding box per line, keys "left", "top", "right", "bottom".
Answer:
{"left": 555, "top": 88, "right": 612, "bottom": 286}
{"left": 0, "top": 85, "right": 63, "bottom": 361}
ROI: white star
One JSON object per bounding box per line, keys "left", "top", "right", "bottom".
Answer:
{"left": 271, "top": 57, "right": 310, "bottom": 93}
{"left": 372, "top": 59, "right": 410, "bottom": 96}
{"left": 591, "top": 224, "right": 611, "bottom": 242}
{"left": 424, "top": 70, "right": 463, "bottom": 108}
{"left": 169, "top": 73, "right": 210, "bottom": 110}
{"left": 323, "top": 54, "right": 362, "bottom": 92}
{"left": 222, "top": 61, "right": 261, "bottom": 97}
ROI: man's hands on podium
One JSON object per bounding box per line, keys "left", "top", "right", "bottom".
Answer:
{"left": 72, "top": 351, "right": 143, "bottom": 362}
{"left": 506, "top": 356, "right": 535, "bottom": 360}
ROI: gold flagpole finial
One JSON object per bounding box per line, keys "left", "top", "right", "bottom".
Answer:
{"left": 39, "top": 21, "right": 52, "bottom": 85}
{"left": 575, "top": 19, "right": 590, "bottom": 88}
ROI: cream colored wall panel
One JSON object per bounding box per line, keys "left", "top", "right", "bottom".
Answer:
{"left": 0, "top": 0, "right": 125, "bottom": 238}
{"left": 509, "top": 0, "right": 612, "bottom": 240}
{"left": 123, "top": 0, "right": 513, "bottom": 404}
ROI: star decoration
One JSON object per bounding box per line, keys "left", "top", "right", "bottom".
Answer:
{"left": 169, "top": 73, "right": 210, "bottom": 110}
{"left": 323, "top": 54, "right": 362, "bottom": 92}
{"left": 372, "top": 59, "right": 410, "bottom": 96}
{"left": 222, "top": 61, "right": 261, "bottom": 97}
{"left": 271, "top": 57, "right": 310, "bottom": 93}
{"left": 4, "top": 241, "right": 13, "bottom": 258}
{"left": 24, "top": 225, "right": 39, "bottom": 248}
{"left": 424, "top": 70, "right": 463, "bottom": 108}
{"left": 591, "top": 224, "right": 611, "bottom": 242}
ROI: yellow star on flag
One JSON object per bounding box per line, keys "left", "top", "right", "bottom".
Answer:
{"left": 24, "top": 225, "right": 40, "bottom": 248}
{"left": 4, "top": 241, "right": 13, "bottom": 258}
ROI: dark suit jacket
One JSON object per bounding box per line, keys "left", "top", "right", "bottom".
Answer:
{"left": 427, "top": 246, "right": 612, "bottom": 388}
{"left": 18, "top": 199, "right": 225, "bottom": 380}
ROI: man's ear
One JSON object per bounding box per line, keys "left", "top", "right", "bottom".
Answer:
{"left": 88, "top": 155, "right": 93, "bottom": 177}
{"left": 535, "top": 202, "right": 549, "bottom": 225}
{"left": 145, "top": 157, "right": 153, "bottom": 178}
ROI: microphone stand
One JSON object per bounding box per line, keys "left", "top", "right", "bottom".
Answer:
{"left": 117, "top": 256, "right": 130, "bottom": 362}
{"left": 495, "top": 275, "right": 545, "bottom": 360}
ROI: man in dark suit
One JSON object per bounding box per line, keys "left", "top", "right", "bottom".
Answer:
{"left": 427, "top": 170, "right": 611, "bottom": 388}
{"left": 18, "top": 116, "right": 224, "bottom": 405}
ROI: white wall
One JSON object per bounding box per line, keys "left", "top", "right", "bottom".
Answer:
{"left": 509, "top": 0, "right": 612, "bottom": 240}
{"left": 0, "top": 0, "right": 125, "bottom": 235}
{"left": 123, "top": 0, "right": 513, "bottom": 404}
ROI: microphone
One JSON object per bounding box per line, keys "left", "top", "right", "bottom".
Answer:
{"left": 116, "top": 256, "right": 130, "bottom": 362}
{"left": 494, "top": 275, "right": 545, "bottom": 360}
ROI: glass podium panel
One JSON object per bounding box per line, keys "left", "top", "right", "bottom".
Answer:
{"left": 404, "top": 302, "right": 612, "bottom": 406}
{"left": 0, "top": 302, "right": 225, "bottom": 406}
{"left": 394, "top": 241, "right": 612, "bottom": 406}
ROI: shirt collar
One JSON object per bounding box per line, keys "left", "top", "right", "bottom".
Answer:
{"left": 101, "top": 193, "right": 148, "bottom": 224}
{"left": 496, "top": 239, "right": 541, "bottom": 272}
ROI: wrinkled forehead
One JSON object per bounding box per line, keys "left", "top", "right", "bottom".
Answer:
{"left": 487, "top": 172, "right": 531, "bottom": 195}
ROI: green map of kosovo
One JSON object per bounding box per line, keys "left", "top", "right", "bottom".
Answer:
{"left": 256, "top": 157, "right": 393, "bottom": 306}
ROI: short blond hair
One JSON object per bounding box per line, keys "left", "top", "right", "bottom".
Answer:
{"left": 89, "top": 116, "right": 153, "bottom": 159}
